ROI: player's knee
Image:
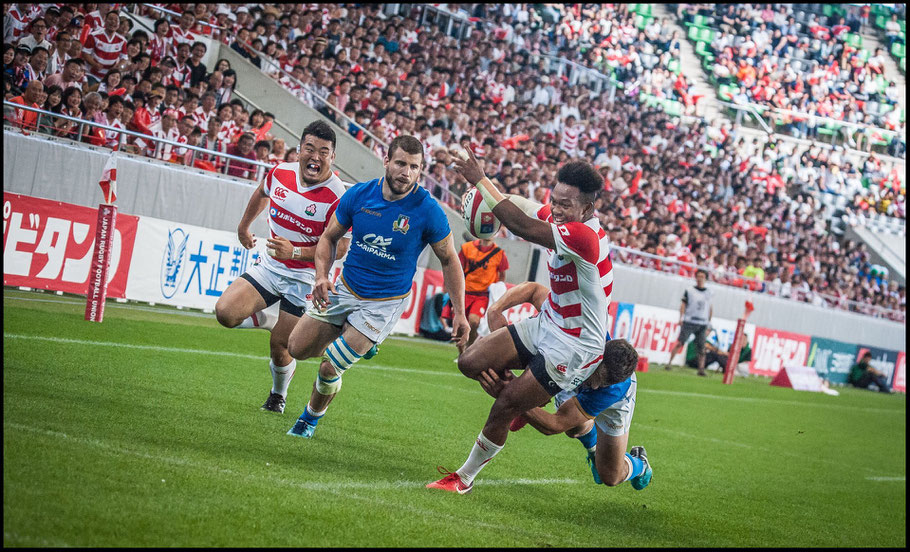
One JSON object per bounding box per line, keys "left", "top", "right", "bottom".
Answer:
{"left": 456, "top": 349, "right": 483, "bottom": 379}
{"left": 467, "top": 314, "right": 481, "bottom": 329}
{"left": 214, "top": 302, "right": 242, "bottom": 328}
{"left": 315, "top": 360, "right": 343, "bottom": 395}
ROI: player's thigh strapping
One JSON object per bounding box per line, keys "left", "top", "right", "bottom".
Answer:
{"left": 306, "top": 278, "right": 408, "bottom": 391}
{"left": 240, "top": 262, "right": 312, "bottom": 317}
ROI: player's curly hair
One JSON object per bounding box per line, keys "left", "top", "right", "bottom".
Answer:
{"left": 585, "top": 339, "right": 639, "bottom": 389}
{"left": 557, "top": 160, "right": 603, "bottom": 201}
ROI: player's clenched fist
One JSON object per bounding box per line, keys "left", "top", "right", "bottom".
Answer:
{"left": 238, "top": 227, "right": 256, "bottom": 249}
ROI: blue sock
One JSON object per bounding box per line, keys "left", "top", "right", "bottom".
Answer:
{"left": 300, "top": 403, "right": 325, "bottom": 426}
{"left": 576, "top": 427, "right": 597, "bottom": 452}
{"left": 625, "top": 452, "right": 645, "bottom": 481}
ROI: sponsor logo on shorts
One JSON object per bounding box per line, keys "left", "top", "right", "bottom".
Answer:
{"left": 273, "top": 186, "right": 288, "bottom": 201}
{"left": 606, "top": 422, "right": 622, "bottom": 430}
{"left": 556, "top": 364, "right": 568, "bottom": 374}
{"left": 363, "top": 320, "right": 380, "bottom": 334}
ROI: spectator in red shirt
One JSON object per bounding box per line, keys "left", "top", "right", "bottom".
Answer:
{"left": 8, "top": 79, "right": 44, "bottom": 130}
{"left": 225, "top": 132, "right": 259, "bottom": 179}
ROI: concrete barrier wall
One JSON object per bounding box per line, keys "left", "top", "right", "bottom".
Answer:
{"left": 4, "top": 129, "right": 904, "bottom": 351}
{"left": 3, "top": 131, "right": 269, "bottom": 237}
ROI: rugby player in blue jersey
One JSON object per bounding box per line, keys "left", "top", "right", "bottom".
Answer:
{"left": 480, "top": 282, "right": 652, "bottom": 490}
{"left": 285, "top": 135, "right": 470, "bottom": 438}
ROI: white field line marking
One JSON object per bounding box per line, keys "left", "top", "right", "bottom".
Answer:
{"left": 3, "top": 294, "right": 458, "bottom": 348}
{"left": 3, "top": 531, "right": 72, "bottom": 548}
{"left": 5, "top": 334, "right": 905, "bottom": 414}
{"left": 3, "top": 334, "right": 463, "bottom": 379}
{"left": 865, "top": 476, "right": 905, "bottom": 481}
{"left": 4, "top": 422, "right": 588, "bottom": 545}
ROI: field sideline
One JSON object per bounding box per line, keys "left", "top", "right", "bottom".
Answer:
{"left": 3, "top": 289, "right": 906, "bottom": 547}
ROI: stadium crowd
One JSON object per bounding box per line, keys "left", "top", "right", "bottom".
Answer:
{"left": 676, "top": 3, "right": 906, "bottom": 157}
{"left": 2, "top": 3, "right": 905, "bottom": 320}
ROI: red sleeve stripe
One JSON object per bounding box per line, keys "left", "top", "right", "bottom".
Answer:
{"left": 580, "top": 355, "right": 604, "bottom": 371}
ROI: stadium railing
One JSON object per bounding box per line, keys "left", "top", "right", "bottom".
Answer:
{"left": 3, "top": 101, "right": 274, "bottom": 183}
{"left": 610, "top": 244, "right": 905, "bottom": 322}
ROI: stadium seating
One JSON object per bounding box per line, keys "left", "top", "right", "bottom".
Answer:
{"left": 2, "top": 2, "right": 904, "bottom": 321}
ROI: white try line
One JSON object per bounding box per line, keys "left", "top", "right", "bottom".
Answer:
{"left": 2, "top": 293, "right": 457, "bottom": 349}
{"left": 865, "top": 476, "right": 906, "bottom": 482}
{"left": 3, "top": 421, "right": 590, "bottom": 545}
{"left": 4, "top": 333, "right": 905, "bottom": 414}
{"left": 3, "top": 334, "right": 463, "bottom": 379}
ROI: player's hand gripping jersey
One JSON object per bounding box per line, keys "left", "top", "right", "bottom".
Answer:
{"left": 261, "top": 162, "right": 348, "bottom": 282}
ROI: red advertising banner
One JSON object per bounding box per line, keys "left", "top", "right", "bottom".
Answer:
{"left": 750, "top": 327, "right": 812, "bottom": 377}
{"left": 3, "top": 193, "right": 138, "bottom": 297}
{"left": 84, "top": 204, "right": 117, "bottom": 322}
{"left": 894, "top": 352, "right": 905, "bottom": 393}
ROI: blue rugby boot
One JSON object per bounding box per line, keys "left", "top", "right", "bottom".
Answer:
{"left": 629, "top": 446, "right": 652, "bottom": 490}
{"left": 287, "top": 417, "right": 316, "bottom": 438}
{"left": 363, "top": 344, "right": 379, "bottom": 359}
{"left": 586, "top": 450, "right": 602, "bottom": 485}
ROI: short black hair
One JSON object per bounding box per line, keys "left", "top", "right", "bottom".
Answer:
{"left": 696, "top": 268, "right": 708, "bottom": 277}
{"left": 387, "top": 135, "right": 424, "bottom": 165}
{"left": 585, "top": 339, "right": 639, "bottom": 389}
{"left": 300, "top": 120, "right": 336, "bottom": 149}
{"left": 557, "top": 160, "right": 603, "bottom": 200}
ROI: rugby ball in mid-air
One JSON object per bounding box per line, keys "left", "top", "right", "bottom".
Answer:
{"left": 462, "top": 187, "right": 501, "bottom": 239}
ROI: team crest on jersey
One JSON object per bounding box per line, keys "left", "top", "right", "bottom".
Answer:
{"left": 392, "top": 214, "right": 410, "bottom": 234}
{"left": 305, "top": 203, "right": 317, "bottom": 216}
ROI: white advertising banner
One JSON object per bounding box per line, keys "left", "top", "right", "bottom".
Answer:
{"left": 125, "top": 216, "right": 265, "bottom": 310}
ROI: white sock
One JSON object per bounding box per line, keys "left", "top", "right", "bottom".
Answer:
{"left": 237, "top": 309, "right": 277, "bottom": 330}
{"left": 456, "top": 432, "right": 504, "bottom": 486}
{"left": 621, "top": 454, "right": 634, "bottom": 482}
{"left": 270, "top": 359, "right": 296, "bottom": 398}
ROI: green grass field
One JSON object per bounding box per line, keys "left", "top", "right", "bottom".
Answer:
{"left": 3, "top": 289, "right": 906, "bottom": 547}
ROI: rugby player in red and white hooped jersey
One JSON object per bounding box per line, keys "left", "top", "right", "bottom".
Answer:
{"left": 429, "top": 150, "right": 614, "bottom": 494}
{"left": 215, "top": 121, "right": 350, "bottom": 416}
{"left": 81, "top": 10, "right": 127, "bottom": 85}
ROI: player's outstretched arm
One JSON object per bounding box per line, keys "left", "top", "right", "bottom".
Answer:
{"left": 522, "top": 398, "right": 590, "bottom": 436}
{"left": 487, "top": 282, "right": 549, "bottom": 332}
{"left": 453, "top": 148, "right": 556, "bottom": 250}
{"left": 312, "top": 215, "right": 348, "bottom": 310}
{"left": 430, "top": 232, "right": 470, "bottom": 350}
{"left": 237, "top": 182, "right": 270, "bottom": 249}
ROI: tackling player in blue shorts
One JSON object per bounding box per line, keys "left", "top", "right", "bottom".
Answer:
{"left": 479, "top": 281, "right": 652, "bottom": 490}
{"left": 285, "top": 135, "right": 470, "bottom": 439}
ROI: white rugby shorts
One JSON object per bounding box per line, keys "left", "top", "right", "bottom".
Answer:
{"left": 243, "top": 261, "right": 313, "bottom": 312}
{"left": 305, "top": 277, "right": 409, "bottom": 344}
{"left": 554, "top": 376, "right": 638, "bottom": 437}
{"left": 511, "top": 313, "right": 605, "bottom": 392}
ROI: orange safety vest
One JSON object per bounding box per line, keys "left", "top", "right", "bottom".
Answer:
{"left": 462, "top": 240, "right": 505, "bottom": 293}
